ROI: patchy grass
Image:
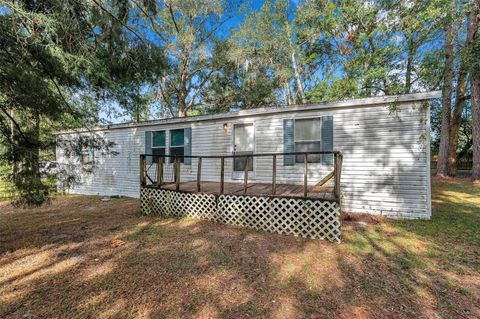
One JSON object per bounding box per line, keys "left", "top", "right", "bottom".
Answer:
{"left": 0, "top": 178, "right": 15, "bottom": 200}
{"left": 0, "top": 179, "right": 479, "bottom": 318}
{"left": 0, "top": 177, "right": 57, "bottom": 201}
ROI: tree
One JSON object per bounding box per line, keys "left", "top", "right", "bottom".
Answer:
{"left": 229, "top": 0, "right": 292, "bottom": 105}
{"left": 448, "top": 3, "right": 478, "bottom": 175}
{"left": 394, "top": 0, "right": 448, "bottom": 93}
{"left": 436, "top": 18, "right": 455, "bottom": 178}
{"left": 133, "top": 0, "right": 243, "bottom": 117}
{"left": 296, "top": 0, "right": 450, "bottom": 101}
{"left": 296, "top": 0, "right": 403, "bottom": 99}
{"left": 202, "top": 40, "right": 278, "bottom": 112}
{"left": 0, "top": 0, "right": 161, "bottom": 205}
{"left": 468, "top": 1, "right": 480, "bottom": 182}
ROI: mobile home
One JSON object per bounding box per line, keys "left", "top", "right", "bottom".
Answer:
{"left": 56, "top": 91, "right": 439, "bottom": 227}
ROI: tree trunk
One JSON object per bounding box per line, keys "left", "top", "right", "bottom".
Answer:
{"left": 471, "top": 4, "right": 480, "bottom": 182}
{"left": 10, "top": 109, "right": 17, "bottom": 180}
{"left": 177, "top": 105, "right": 186, "bottom": 117}
{"left": 285, "top": 16, "right": 306, "bottom": 104}
{"left": 177, "top": 85, "right": 188, "bottom": 117}
{"left": 436, "top": 21, "right": 455, "bottom": 178}
{"left": 291, "top": 50, "right": 306, "bottom": 104}
{"left": 284, "top": 81, "right": 294, "bottom": 105}
{"left": 472, "top": 76, "right": 480, "bottom": 182}
{"left": 405, "top": 36, "right": 415, "bottom": 93}
{"left": 448, "top": 6, "right": 478, "bottom": 176}
{"left": 447, "top": 64, "right": 467, "bottom": 176}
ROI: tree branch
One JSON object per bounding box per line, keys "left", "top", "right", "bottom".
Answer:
{"left": 91, "top": 0, "right": 148, "bottom": 45}
{"left": 187, "top": 70, "right": 214, "bottom": 109}
{"left": 157, "top": 79, "right": 176, "bottom": 117}
{"left": 168, "top": 3, "right": 180, "bottom": 33}
{"left": 0, "top": 107, "right": 28, "bottom": 142}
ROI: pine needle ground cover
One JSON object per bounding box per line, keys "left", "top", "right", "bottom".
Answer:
{"left": 0, "top": 178, "right": 479, "bottom": 318}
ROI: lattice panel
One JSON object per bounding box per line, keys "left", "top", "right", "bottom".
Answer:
{"left": 140, "top": 187, "right": 217, "bottom": 219}
{"left": 140, "top": 187, "right": 341, "bottom": 242}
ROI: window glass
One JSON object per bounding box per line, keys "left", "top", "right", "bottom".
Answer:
{"left": 234, "top": 156, "right": 253, "bottom": 171}
{"left": 295, "top": 118, "right": 320, "bottom": 141}
{"left": 152, "top": 148, "right": 165, "bottom": 163}
{"left": 294, "top": 118, "right": 321, "bottom": 163}
{"left": 80, "top": 151, "right": 90, "bottom": 165}
{"left": 170, "top": 129, "right": 184, "bottom": 146}
{"left": 153, "top": 131, "right": 165, "bottom": 147}
{"left": 295, "top": 142, "right": 320, "bottom": 163}
{"left": 170, "top": 146, "right": 184, "bottom": 163}
{"left": 80, "top": 143, "right": 93, "bottom": 165}
{"left": 170, "top": 129, "right": 185, "bottom": 163}
{"left": 152, "top": 131, "right": 166, "bottom": 163}
{"left": 234, "top": 124, "right": 254, "bottom": 152}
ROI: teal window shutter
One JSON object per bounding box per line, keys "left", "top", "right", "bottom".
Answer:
{"left": 283, "top": 119, "right": 295, "bottom": 165}
{"left": 145, "top": 131, "right": 152, "bottom": 165}
{"left": 184, "top": 127, "right": 192, "bottom": 165}
{"left": 320, "top": 116, "right": 334, "bottom": 165}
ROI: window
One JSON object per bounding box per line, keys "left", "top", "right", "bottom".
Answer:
{"left": 294, "top": 118, "right": 321, "bottom": 163}
{"left": 170, "top": 129, "right": 184, "bottom": 163}
{"left": 152, "top": 131, "right": 166, "bottom": 163}
{"left": 80, "top": 150, "right": 90, "bottom": 165}
{"left": 80, "top": 143, "right": 94, "bottom": 165}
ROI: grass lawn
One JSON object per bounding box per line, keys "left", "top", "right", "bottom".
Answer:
{"left": 0, "top": 178, "right": 479, "bottom": 318}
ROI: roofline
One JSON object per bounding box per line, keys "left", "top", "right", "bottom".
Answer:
{"left": 56, "top": 91, "right": 441, "bottom": 135}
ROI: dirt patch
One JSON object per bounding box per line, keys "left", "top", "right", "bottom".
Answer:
{"left": 341, "top": 212, "right": 384, "bottom": 224}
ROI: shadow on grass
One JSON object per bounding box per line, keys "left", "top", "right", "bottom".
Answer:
{"left": 1, "top": 184, "right": 479, "bottom": 318}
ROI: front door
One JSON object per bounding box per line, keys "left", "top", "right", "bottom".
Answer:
{"left": 233, "top": 123, "right": 254, "bottom": 179}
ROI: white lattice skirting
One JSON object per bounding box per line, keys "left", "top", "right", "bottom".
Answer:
{"left": 140, "top": 187, "right": 341, "bottom": 242}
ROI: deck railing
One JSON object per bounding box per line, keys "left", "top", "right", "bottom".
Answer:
{"left": 140, "top": 151, "right": 343, "bottom": 201}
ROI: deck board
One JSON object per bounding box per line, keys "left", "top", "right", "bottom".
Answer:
{"left": 155, "top": 181, "right": 336, "bottom": 201}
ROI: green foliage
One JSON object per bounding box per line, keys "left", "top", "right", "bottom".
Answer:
{"left": 296, "top": 0, "right": 451, "bottom": 99}
{"left": 0, "top": 0, "right": 163, "bottom": 206}
{"left": 203, "top": 40, "right": 278, "bottom": 111}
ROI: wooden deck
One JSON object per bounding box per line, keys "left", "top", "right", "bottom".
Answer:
{"left": 149, "top": 181, "right": 337, "bottom": 201}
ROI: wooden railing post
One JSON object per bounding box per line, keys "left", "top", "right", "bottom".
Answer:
{"left": 334, "top": 152, "right": 343, "bottom": 201}
{"left": 140, "top": 155, "right": 146, "bottom": 186}
{"left": 272, "top": 154, "right": 276, "bottom": 195}
{"left": 197, "top": 157, "right": 202, "bottom": 192}
{"left": 220, "top": 157, "right": 225, "bottom": 194}
{"left": 156, "top": 157, "right": 163, "bottom": 187}
{"left": 243, "top": 156, "right": 249, "bottom": 194}
{"left": 303, "top": 153, "right": 308, "bottom": 197}
{"left": 175, "top": 156, "right": 180, "bottom": 191}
